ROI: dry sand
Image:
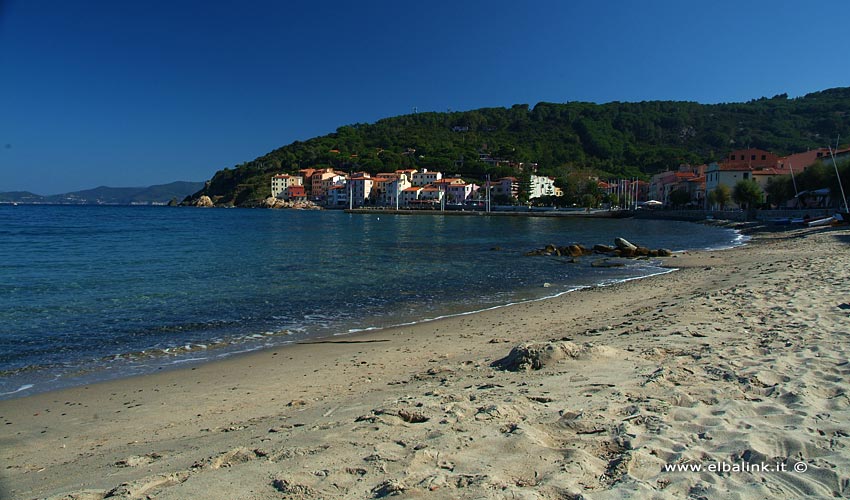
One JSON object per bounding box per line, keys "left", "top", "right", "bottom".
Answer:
{"left": 1, "top": 224, "right": 849, "bottom": 499}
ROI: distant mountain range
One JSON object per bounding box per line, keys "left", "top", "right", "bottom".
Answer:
{"left": 0, "top": 181, "right": 205, "bottom": 205}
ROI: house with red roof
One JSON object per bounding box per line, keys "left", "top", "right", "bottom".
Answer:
{"left": 283, "top": 185, "right": 307, "bottom": 202}
{"left": 648, "top": 165, "right": 704, "bottom": 206}
{"left": 400, "top": 186, "right": 423, "bottom": 206}
{"left": 309, "top": 168, "right": 339, "bottom": 199}
{"left": 419, "top": 185, "right": 445, "bottom": 204}
{"left": 777, "top": 148, "right": 831, "bottom": 174}
{"left": 724, "top": 148, "right": 779, "bottom": 170}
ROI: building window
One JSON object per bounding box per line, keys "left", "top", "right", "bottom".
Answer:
{"left": 761, "top": 155, "right": 766, "bottom": 160}
{"left": 751, "top": 155, "right": 756, "bottom": 161}
{"left": 743, "top": 173, "right": 750, "bottom": 179}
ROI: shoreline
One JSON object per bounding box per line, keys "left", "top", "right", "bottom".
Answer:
{"left": 0, "top": 259, "right": 678, "bottom": 403}
{"left": 0, "top": 222, "right": 741, "bottom": 402}
{"left": 3, "top": 224, "right": 848, "bottom": 499}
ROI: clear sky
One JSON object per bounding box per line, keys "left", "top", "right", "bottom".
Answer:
{"left": 2, "top": 1, "right": 849, "bottom": 194}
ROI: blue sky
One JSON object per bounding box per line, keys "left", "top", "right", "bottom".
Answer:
{"left": 2, "top": 1, "right": 848, "bottom": 194}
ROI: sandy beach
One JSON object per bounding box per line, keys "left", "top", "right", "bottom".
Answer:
{"left": 2, "top": 223, "right": 849, "bottom": 499}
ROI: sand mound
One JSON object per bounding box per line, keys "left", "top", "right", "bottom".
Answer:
{"left": 492, "top": 341, "right": 616, "bottom": 371}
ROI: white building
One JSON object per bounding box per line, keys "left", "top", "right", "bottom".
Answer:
{"left": 528, "top": 175, "right": 557, "bottom": 199}
{"left": 320, "top": 174, "right": 347, "bottom": 199}
{"left": 705, "top": 162, "right": 753, "bottom": 209}
{"left": 412, "top": 169, "right": 442, "bottom": 187}
{"left": 445, "top": 183, "right": 480, "bottom": 204}
{"left": 373, "top": 175, "right": 411, "bottom": 206}
{"left": 349, "top": 173, "right": 374, "bottom": 207}
{"left": 271, "top": 174, "right": 303, "bottom": 199}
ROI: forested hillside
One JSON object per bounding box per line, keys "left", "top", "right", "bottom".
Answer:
{"left": 188, "top": 88, "right": 850, "bottom": 206}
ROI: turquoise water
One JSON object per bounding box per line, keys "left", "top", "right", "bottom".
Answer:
{"left": 0, "top": 206, "right": 741, "bottom": 398}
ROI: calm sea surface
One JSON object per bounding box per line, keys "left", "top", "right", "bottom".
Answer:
{"left": 0, "top": 206, "right": 743, "bottom": 398}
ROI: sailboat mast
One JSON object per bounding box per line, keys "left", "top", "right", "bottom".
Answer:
{"left": 828, "top": 145, "right": 848, "bottom": 212}
{"left": 788, "top": 162, "right": 798, "bottom": 198}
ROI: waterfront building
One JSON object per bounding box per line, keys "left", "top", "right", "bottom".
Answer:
{"left": 412, "top": 169, "right": 442, "bottom": 187}
{"left": 419, "top": 185, "right": 445, "bottom": 204}
{"left": 319, "top": 174, "right": 347, "bottom": 201}
{"left": 283, "top": 185, "right": 307, "bottom": 202}
{"left": 349, "top": 173, "right": 374, "bottom": 207}
{"left": 445, "top": 182, "right": 480, "bottom": 204}
{"left": 492, "top": 177, "right": 519, "bottom": 200}
{"left": 400, "top": 186, "right": 423, "bottom": 206}
{"left": 326, "top": 185, "right": 348, "bottom": 207}
{"left": 528, "top": 175, "right": 557, "bottom": 199}
{"left": 310, "top": 168, "right": 338, "bottom": 199}
{"left": 372, "top": 175, "right": 411, "bottom": 206}
{"left": 271, "top": 174, "right": 304, "bottom": 199}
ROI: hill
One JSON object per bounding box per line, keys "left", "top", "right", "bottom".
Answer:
{"left": 0, "top": 181, "right": 205, "bottom": 205}
{"left": 186, "top": 88, "right": 850, "bottom": 206}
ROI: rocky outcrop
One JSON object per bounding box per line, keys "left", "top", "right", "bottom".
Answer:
{"left": 526, "top": 238, "right": 675, "bottom": 260}
{"left": 194, "top": 195, "right": 214, "bottom": 208}
{"left": 614, "top": 237, "right": 637, "bottom": 251}
{"left": 525, "top": 244, "right": 593, "bottom": 257}
{"left": 261, "top": 197, "right": 322, "bottom": 210}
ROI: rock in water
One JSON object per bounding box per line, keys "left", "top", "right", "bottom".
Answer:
{"left": 567, "top": 244, "right": 584, "bottom": 257}
{"left": 614, "top": 237, "right": 637, "bottom": 251}
{"left": 591, "top": 259, "right": 625, "bottom": 268}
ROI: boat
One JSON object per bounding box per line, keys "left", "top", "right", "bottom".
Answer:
{"left": 807, "top": 216, "right": 836, "bottom": 227}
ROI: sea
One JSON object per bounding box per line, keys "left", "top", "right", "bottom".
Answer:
{"left": 0, "top": 205, "right": 745, "bottom": 399}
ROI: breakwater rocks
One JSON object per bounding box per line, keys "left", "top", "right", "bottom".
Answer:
{"left": 525, "top": 237, "right": 673, "bottom": 260}
{"left": 261, "top": 197, "right": 322, "bottom": 210}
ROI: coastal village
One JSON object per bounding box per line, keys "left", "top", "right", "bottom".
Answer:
{"left": 269, "top": 167, "right": 560, "bottom": 209}
{"left": 267, "top": 146, "right": 850, "bottom": 211}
